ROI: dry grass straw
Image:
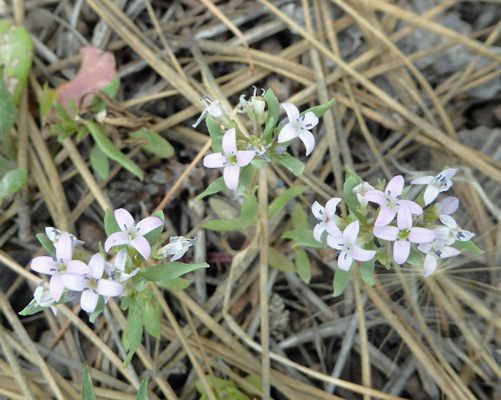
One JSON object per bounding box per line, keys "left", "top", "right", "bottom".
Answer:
{"left": 1, "top": 0, "right": 500, "bottom": 399}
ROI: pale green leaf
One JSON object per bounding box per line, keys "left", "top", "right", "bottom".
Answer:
{"left": 143, "top": 262, "right": 209, "bottom": 282}
{"left": 129, "top": 129, "right": 174, "bottom": 158}
{"left": 268, "top": 185, "right": 308, "bottom": 216}
{"left": 268, "top": 247, "right": 296, "bottom": 272}
{"left": 333, "top": 268, "right": 352, "bottom": 297}
{"left": 90, "top": 144, "right": 109, "bottom": 180}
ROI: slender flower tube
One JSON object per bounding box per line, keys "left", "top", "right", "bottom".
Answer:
{"left": 203, "top": 128, "right": 256, "bottom": 190}
{"left": 277, "top": 103, "right": 318, "bottom": 156}
{"left": 311, "top": 198, "right": 342, "bottom": 242}
{"left": 411, "top": 168, "right": 457, "bottom": 205}
{"left": 31, "top": 234, "right": 90, "bottom": 301}
{"left": 104, "top": 209, "right": 163, "bottom": 260}
{"left": 326, "top": 220, "right": 377, "bottom": 271}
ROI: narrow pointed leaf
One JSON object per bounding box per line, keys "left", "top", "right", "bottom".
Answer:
{"left": 268, "top": 185, "right": 308, "bottom": 216}
{"left": 143, "top": 262, "right": 209, "bottom": 282}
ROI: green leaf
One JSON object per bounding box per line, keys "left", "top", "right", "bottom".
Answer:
{"left": 281, "top": 229, "right": 324, "bottom": 248}
{"left": 241, "top": 374, "right": 263, "bottom": 395}
{"left": 89, "top": 297, "right": 105, "bottom": 323}
{"left": 104, "top": 209, "right": 121, "bottom": 236}
{"left": 0, "top": 168, "right": 28, "bottom": 199}
{"left": 142, "top": 300, "right": 160, "bottom": 339}
{"left": 453, "top": 240, "right": 484, "bottom": 255}
{"left": 205, "top": 195, "right": 258, "bottom": 231}
{"left": 19, "top": 298, "right": 45, "bottom": 316}
{"left": 263, "top": 88, "right": 280, "bottom": 142}
{"left": 196, "top": 176, "right": 226, "bottom": 200}
{"left": 359, "top": 258, "right": 376, "bottom": 286}
{"left": 90, "top": 144, "right": 110, "bottom": 180}
{"left": 91, "top": 76, "right": 121, "bottom": 113}
{"left": 268, "top": 247, "right": 296, "bottom": 272}
{"left": 143, "top": 262, "right": 209, "bottom": 282}
{"left": 276, "top": 154, "right": 304, "bottom": 176}
{"left": 294, "top": 248, "right": 311, "bottom": 283}
{"left": 36, "top": 233, "right": 56, "bottom": 257}
{"left": 52, "top": 100, "right": 71, "bottom": 121}
{"left": 302, "top": 97, "right": 335, "bottom": 119}
{"left": 0, "top": 77, "right": 15, "bottom": 133}
{"left": 206, "top": 116, "right": 224, "bottom": 153}
{"left": 86, "top": 121, "right": 144, "bottom": 180}
{"left": 129, "top": 128, "right": 174, "bottom": 158}
{"left": 81, "top": 366, "right": 96, "bottom": 400}
{"left": 0, "top": 153, "right": 15, "bottom": 175}
{"left": 135, "top": 377, "right": 149, "bottom": 400}
{"left": 40, "top": 82, "right": 58, "bottom": 121}
{"left": 333, "top": 268, "right": 352, "bottom": 297}
{"left": 406, "top": 247, "right": 423, "bottom": 268}
{"left": 204, "top": 218, "right": 242, "bottom": 231}
{"left": 343, "top": 164, "right": 363, "bottom": 218}
{"left": 268, "top": 185, "right": 308, "bottom": 216}
{"left": 156, "top": 277, "right": 192, "bottom": 290}
{"left": 123, "top": 297, "right": 143, "bottom": 367}
{"left": 292, "top": 203, "right": 309, "bottom": 230}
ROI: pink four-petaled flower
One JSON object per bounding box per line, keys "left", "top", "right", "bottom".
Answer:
{"left": 203, "top": 128, "right": 256, "bottom": 190}
{"left": 104, "top": 209, "right": 163, "bottom": 260}
{"left": 277, "top": 103, "right": 318, "bottom": 156}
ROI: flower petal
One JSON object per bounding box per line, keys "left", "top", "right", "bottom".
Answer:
{"left": 300, "top": 111, "right": 318, "bottom": 128}
{"left": 385, "top": 175, "right": 404, "bottom": 197}
{"left": 114, "top": 208, "right": 135, "bottom": 232}
{"left": 417, "top": 243, "right": 432, "bottom": 254}
{"left": 373, "top": 226, "right": 399, "bottom": 241}
{"left": 343, "top": 221, "right": 360, "bottom": 244}
{"left": 439, "top": 215, "right": 458, "bottom": 229}
{"left": 455, "top": 229, "right": 475, "bottom": 241}
{"left": 66, "top": 260, "right": 91, "bottom": 275}
{"left": 298, "top": 130, "right": 315, "bottom": 156}
{"left": 222, "top": 128, "right": 237, "bottom": 155}
{"left": 203, "top": 153, "right": 226, "bottom": 168}
{"left": 278, "top": 123, "right": 298, "bottom": 143}
{"left": 49, "top": 275, "right": 65, "bottom": 302}
{"left": 399, "top": 200, "right": 423, "bottom": 215}
{"left": 80, "top": 289, "right": 99, "bottom": 313}
{"left": 409, "top": 227, "right": 436, "bottom": 244}
{"left": 352, "top": 246, "right": 376, "bottom": 262}
{"left": 98, "top": 279, "right": 124, "bottom": 297}
{"left": 236, "top": 150, "right": 256, "bottom": 167}
{"left": 137, "top": 216, "right": 163, "bottom": 235}
{"left": 325, "top": 197, "right": 342, "bottom": 218}
{"left": 31, "top": 256, "right": 57, "bottom": 275}
{"left": 313, "top": 224, "right": 326, "bottom": 242}
{"left": 327, "top": 234, "right": 344, "bottom": 250}
{"left": 438, "top": 196, "right": 459, "bottom": 215}
{"left": 410, "top": 176, "right": 434, "bottom": 185}
{"left": 438, "top": 246, "right": 461, "bottom": 259}
{"left": 364, "top": 190, "right": 385, "bottom": 205}
{"left": 62, "top": 274, "right": 87, "bottom": 291}
{"left": 433, "top": 227, "right": 451, "bottom": 243}
{"left": 423, "top": 254, "right": 437, "bottom": 277}
{"left": 337, "top": 250, "right": 353, "bottom": 271}
{"left": 441, "top": 168, "right": 457, "bottom": 179}
{"left": 104, "top": 232, "right": 129, "bottom": 252}
{"left": 281, "top": 102, "right": 299, "bottom": 122}
{"left": 115, "top": 249, "right": 127, "bottom": 272}
{"left": 424, "top": 186, "right": 440, "bottom": 205}
{"left": 393, "top": 240, "right": 410, "bottom": 264}
{"left": 375, "top": 206, "right": 396, "bottom": 226}
{"left": 311, "top": 201, "right": 325, "bottom": 220}
{"left": 131, "top": 236, "right": 151, "bottom": 260}
{"left": 88, "top": 254, "right": 105, "bottom": 279}
{"left": 397, "top": 202, "right": 412, "bottom": 229}
{"left": 223, "top": 164, "right": 240, "bottom": 190}
{"left": 55, "top": 234, "right": 73, "bottom": 264}
{"left": 326, "top": 220, "right": 342, "bottom": 237}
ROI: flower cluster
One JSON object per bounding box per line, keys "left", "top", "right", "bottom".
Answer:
{"left": 312, "top": 168, "right": 476, "bottom": 277}
{"left": 28, "top": 209, "right": 197, "bottom": 314}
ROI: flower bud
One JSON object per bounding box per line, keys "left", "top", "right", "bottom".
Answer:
{"left": 193, "top": 94, "right": 232, "bottom": 129}
{"left": 239, "top": 87, "right": 266, "bottom": 125}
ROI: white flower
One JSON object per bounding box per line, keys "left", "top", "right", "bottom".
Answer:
{"left": 238, "top": 87, "right": 266, "bottom": 125}
{"left": 45, "top": 227, "right": 84, "bottom": 247}
{"left": 353, "top": 181, "right": 374, "bottom": 209}
{"left": 411, "top": 168, "right": 458, "bottom": 205}
{"left": 439, "top": 215, "right": 475, "bottom": 243}
{"left": 105, "top": 249, "right": 140, "bottom": 283}
{"left": 33, "top": 281, "right": 57, "bottom": 315}
{"left": 193, "top": 94, "right": 231, "bottom": 128}
{"left": 277, "top": 103, "right": 318, "bottom": 156}
{"left": 159, "top": 236, "right": 196, "bottom": 262}
{"left": 311, "top": 198, "right": 342, "bottom": 242}
{"left": 418, "top": 241, "right": 461, "bottom": 277}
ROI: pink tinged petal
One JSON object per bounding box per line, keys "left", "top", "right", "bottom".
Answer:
{"left": 277, "top": 123, "right": 298, "bottom": 143}
{"left": 62, "top": 274, "right": 88, "bottom": 291}
{"left": 423, "top": 255, "right": 437, "bottom": 277}
{"left": 301, "top": 112, "right": 318, "bottom": 128}
{"left": 88, "top": 254, "right": 105, "bottom": 279}
{"left": 399, "top": 200, "right": 423, "bottom": 215}
{"left": 55, "top": 234, "right": 73, "bottom": 263}
{"left": 439, "top": 215, "right": 458, "bottom": 229}
{"left": 385, "top": 175, "right": 404, "bottom": 197}
{"left": 373, "top": 226, "right": 399, "bottom": 241}
{"left": 441, "top": 168, "right": 457, "bottom": 179}
{"left": 325, "top": 197, "right": 342, "bottom": 218}
{"left": 337, "top": 250, "right": 353, "bottom": 271}
{"left": 409, "top": 228, "right": 436, "bottom": 244}
{"left": 439, "top": 197, "right": 459, "bottom": 214}
{"left": 236, "top": 150, "right": 256, "bottom": 167}
{"left": 104, "top": 232, "right": 129, "bottom": 252}
{"left": 397, "top": 203, "right": 412, "bottom": 229}
{"left": 66, "top": 260, "right": 91, "bottom": 275}
{"left": 313, "top": 224, "right": 326, "bottom": 242}
{"left": 114, "top": 208, "right": 135, "bottom": 232}
{"left": 98, "top": 279, "right": 124, "bottom": 297}
{"left": 311, "top": 201, "right": 325, "bottom": 220}
{"left": 115, "top": 249, "right": 127, "bottom": 271}
{"left": 393, "top": 240, "right": 410, "bottom": 264}
{"left": 281, "top": 102, "right": 299, "bottom": 122}
{"left": 343, "top": 221, "right": 360, "bottom": 245}
{"left": 49, "top": 275, "right": 65, "bottom": 302}
{"left": 223, "top": 165, "right": 240, "bottom": 190}
{"left": 137, "top": 216, "right": 163, "bottom": 235}
{"left": 375, "top": 206, "right": 396, "bottom": 227}
{"left": 222, "top": 128, "right": 237, "bottom": 155}
{"left": 203, "top": 153, "right": 226, "bottom": 168}
{"left": 80, "top": 290, "right": 99, "bottom": 313}
{"left": 410, "top": 176, "right": 434, "bottom": 185}
{"left": 424, "top": 186, "right": 440, "bottom": 205}
{"left": 327, "top": 234, "right": 345, "bottom": 251}
{"left": 131, "top": 236, "right": 151, "bottom": 260}
{"left": 31, "top": 256, "right": 57, "bottom": 275}
{"left": 352, "top": 246, "right": 376, "bottom": 262}
{"left": 298, "top": 131, "right": 315, "bottom": 156}
{"left": 364, "top": 190, "right": 385, "bottom": 205}
{"left": 326, "top": 220, "right": 342, "bottom": 237}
